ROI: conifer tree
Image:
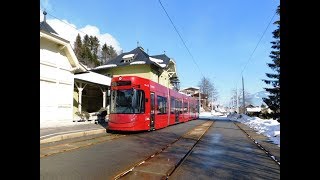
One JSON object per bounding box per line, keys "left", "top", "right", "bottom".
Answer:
{"left": 107, "top": 45, "right": 118, "bottom": 59}
{"left": 262, "top": 5, "right": 280, "bottom": 122}
{"left": 74, "top": 34, "right": 83, "bottom": 60}
{"left": 101, "top": 43, "right": 108, "bottom": 64}
{"left": 101, "top": 43, "right": 118, "bottom": 64}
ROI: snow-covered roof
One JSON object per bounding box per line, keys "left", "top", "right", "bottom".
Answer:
{"left": 180, "top": 87, "right": 200, "bottom": 91}
{"left": 149, "top": 57, "right": 163, "bottom": 63}
{"left": 94, "top": 64, "right": 117, "bottom": 70}
{"left": 158, "top": 64, "right": 166, "bottom": 68}
{"left": 74, "top": 71, "right": 111, "bottom": 86}
{"left": 246, "top": 107, "right": 262, "bottom": 112}
{"left": 123, "top": 54, "right": 135, "bottom": 59}
{"left": 130, "top": 61, "right": 146, "bottom": 65}
{"left": 94, "top": 47, "right": 176, "bottom": 73}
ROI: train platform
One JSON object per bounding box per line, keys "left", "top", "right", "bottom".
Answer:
{"left": 40, "top": 121, "right": 108, "bottom": 144}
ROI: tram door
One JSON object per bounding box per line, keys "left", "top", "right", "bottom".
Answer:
{"left": 150, "top": 92, "right": 155, "bottom": 130}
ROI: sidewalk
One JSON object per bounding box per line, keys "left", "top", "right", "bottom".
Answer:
{"left": 40, "top": 121, "right": 108, "bottom": 144}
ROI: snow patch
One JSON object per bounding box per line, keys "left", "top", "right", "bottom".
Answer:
{"left": 149, "top": 57, "right": 163, "bottom": 63}
{"left": 130, "top": 61, "right": 146, "bottom": 65}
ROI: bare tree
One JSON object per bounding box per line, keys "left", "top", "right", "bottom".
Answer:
{"left": 229, "top": 89, "right": 252, "bottom": 112}
{"left": 198, "top": 77, "right": 218, "bottom": 107}
{"left": 230, "top": 88, "right": 238, "bottom": 109}
{"left": 239, "top": 90, "right": 253, "bottom": 107}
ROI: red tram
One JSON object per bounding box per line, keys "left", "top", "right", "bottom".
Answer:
{"left": 108, "top": 76, "right": 199, "bottom": 131}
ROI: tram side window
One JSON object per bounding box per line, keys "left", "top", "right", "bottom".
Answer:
{"left": 170, "top": 97, "right": 175, "bottom": 114}
{"left": 178, "top": 101, "right": 182, "bottom": 114}
{"left": 134, "top": 90, "right": 145, "bottom": 113}
{"left": 184, "top": 102, "right": 188, "bottom": 113}
{"left": 157, "top": 96, "right": 167, "bottom": 114}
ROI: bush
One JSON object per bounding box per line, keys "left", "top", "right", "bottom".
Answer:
{"left": 75, "top": 111, "right": 90, "bottom": 121}
{"left": 246, "top": 112, "right": 260, "bottom": 117}
{"left": 98, "top": 107, "right": 108, "bottom": 113}
{"left": 258, "top": 109, "right": 270, "bottom": 119}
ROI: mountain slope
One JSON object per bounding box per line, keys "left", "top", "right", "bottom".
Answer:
{"left": 248, "top": 91, "right": 269, "bottom": 106}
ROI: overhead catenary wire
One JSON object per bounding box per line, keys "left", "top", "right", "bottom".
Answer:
{"left": 233, "top": 8, "right": 277, "bottom": 110}
{"left": 237, "top": 10, "right": 277, "bottom": 86}
{"left": 158, "top": 0, "right": 205, "bottom": 78}
{"left": 40, "top": 8, "right": 89, "bottom": 37}
{"left": 42, "top": 2, "right": 206, "bottom": 78}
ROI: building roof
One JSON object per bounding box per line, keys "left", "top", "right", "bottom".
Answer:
{"left": 150, "top": 54, "right": 171, "bottom": 66}
{"left": 74, "top": 71, "right": 111, "bottom": 86}
{"left": 40, "top": 12, "right": 86, "bottom": 73}
{"left": 93, "top": 47, "right": 171, "bottom": 71}
{"left": 40, "top": 21, "right": 58, "bottom": 35}
{"left": 180, "top": 87, "right": 200, "bottom": 91}
{"left": 246, "top": 107, "right": 262, "bottom": 112}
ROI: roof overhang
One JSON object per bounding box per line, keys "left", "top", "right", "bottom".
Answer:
{"left": 40, "top": 30, "right": 86, "bottom": 72}
{"left": 74, "top": 71, "right": 111, "bottom": 86}
{"left": 167, "top": 59, "right": 178, "bottom": 78}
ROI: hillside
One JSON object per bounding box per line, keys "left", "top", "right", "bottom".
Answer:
{"left": 248, "top": 91, "right": 269, "bottom": 107}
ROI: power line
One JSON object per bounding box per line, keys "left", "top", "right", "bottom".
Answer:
{"left": 40, "top": 8, "right": 89, "bottom": 37}
{"left": 158, "top": 0, "right": 205, "bottom": 78}
{"left": 233, "top": 9, "right": 277, "bottom": 109}
{"left": 235, "top": 9, "right": 277, "bottom": 89}
{"left": 239, "top": 10, "right": 277, "bottom": 78}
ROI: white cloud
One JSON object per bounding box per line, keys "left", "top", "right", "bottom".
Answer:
{"left": 40, "top": 10, "right": 122, "bottom": 54}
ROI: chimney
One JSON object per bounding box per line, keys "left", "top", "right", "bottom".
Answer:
{"left": 43, "top": 10, "right": 47, "bottom": 22}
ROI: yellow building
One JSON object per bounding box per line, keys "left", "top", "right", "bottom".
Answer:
{"left": 92, "top": 46, "right": 180, "bottom": 90}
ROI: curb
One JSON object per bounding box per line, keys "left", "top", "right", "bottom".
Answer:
{"left": 40, "top": 129, "right": 107, "bottom": 144}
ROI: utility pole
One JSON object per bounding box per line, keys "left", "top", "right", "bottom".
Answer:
{"left": 242, "top": 76, "right": 245, "bottom": 114}
{"left": 236, "top": 87, "right": 239, "bottom": 113}
{"left": 211, "top": 91, "right": 214, "bottom": 112}
{"left": 198, "top": 87, "right": 201, "bottom": 113}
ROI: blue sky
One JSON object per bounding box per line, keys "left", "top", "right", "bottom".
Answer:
{"left": 40, "top": 0, "right": 279, "bottom": 106}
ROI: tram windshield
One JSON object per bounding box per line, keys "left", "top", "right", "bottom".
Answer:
{"left": 110, "top": 89, "right": 145, "bottom": 114}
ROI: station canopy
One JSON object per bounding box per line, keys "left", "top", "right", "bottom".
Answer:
{"left": 74, "top": 71, "right": 111, "bottom": 86}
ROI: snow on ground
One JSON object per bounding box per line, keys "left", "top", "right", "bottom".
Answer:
{"left": 199, "top": 112, "right": 280, "bottom": 147}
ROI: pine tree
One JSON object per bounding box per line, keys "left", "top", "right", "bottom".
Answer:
{"left": 74, "top": 34, "right": 83, "bottom": 60}
{"left": 107, "top": 45, "right": 118, "bottom": 59}
{"left": 88, "top": 36, "right": 100, "bottom": 67}
{"left": 101, "top": 43, "right": 108, "bottom": 64}
{"left": 83, "top": 35, "right": 90, "bottom": 47}
{"left": 100, "top": 43, "right": 118, "bottom": 64}
{"left": 262, "top": 5, "right": 280, "bottom": 122}
{"left": 76, "top": 34, "right": 101, "bottom": 68}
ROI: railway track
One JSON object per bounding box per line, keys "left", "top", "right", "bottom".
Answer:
{"left": 113, "top": 120, "right": 215, "bottom": 180}
{"left": 40, "top": 120, "right": 203, "bottom": 158}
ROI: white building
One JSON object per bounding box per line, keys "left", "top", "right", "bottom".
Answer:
{"left": 40, "top": 13, "right": 86, "bottom": 128}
